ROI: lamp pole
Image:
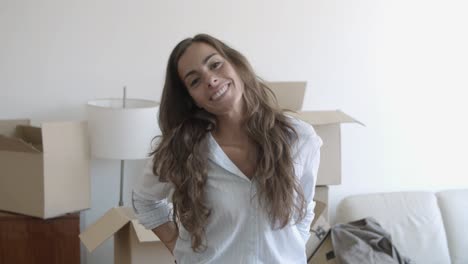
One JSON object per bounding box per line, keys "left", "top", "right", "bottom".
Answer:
{"left": 119, "top": 87, "right": 126, "bottom": 207}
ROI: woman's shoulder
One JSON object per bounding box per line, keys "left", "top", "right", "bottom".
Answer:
{"left": 284, "top": 115, "right": 323, "bottom": 154}
{"left": 285, "top": 115, "right": 318, "bottom": 138}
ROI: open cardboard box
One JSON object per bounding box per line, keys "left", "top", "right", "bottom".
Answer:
{"left": 79, "top": 207, "right": 175, "bottom": 264}
{"left": 306, "top": 201, "right": 331, "bottom": 259}
{"left": 268, "top": 82, "right": 364, "bottom": 186}
{"left": 306, "top": 201, "right": 338, "bottom": 264}
{"left": 308, "top": 233, "right": 337, "bottom": 264}
{"left": 0, "top": 119, "right": 90, "bottom": 219}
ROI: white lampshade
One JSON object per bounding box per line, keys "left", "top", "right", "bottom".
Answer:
{"left": 87, "top": 98, "right": 159, "bottom": 160}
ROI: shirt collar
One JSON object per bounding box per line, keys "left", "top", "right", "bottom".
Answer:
{"left": 207, "top": 132, "right": 251, "bottom": 182}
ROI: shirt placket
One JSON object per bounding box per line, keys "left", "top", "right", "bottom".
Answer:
{"left": 249, "top": 182, "right": 259, "bottom": 264}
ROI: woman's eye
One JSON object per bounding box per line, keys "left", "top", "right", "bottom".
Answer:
{"left": 210, "top": 61, "right": 222, "bottom": 70}
{"left": 190, "top": 78, "right": 200, "bottom": 87}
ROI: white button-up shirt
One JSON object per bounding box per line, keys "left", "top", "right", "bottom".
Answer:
{"left": 132, "top": 118, "right": 322, "bottom": 264}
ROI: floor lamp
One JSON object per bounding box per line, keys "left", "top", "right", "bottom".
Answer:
{"left": 87, "top": 88, "right": 159, "bottom": 206}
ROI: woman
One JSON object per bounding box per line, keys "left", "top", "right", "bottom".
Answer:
{"left": 132, "top": 34, "right": 322, "bottom": 264}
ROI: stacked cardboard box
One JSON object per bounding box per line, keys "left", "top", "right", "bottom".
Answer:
{"left": 269, "top": 82, "right": 362, "bottom": 263}
{"left": 0, "top": 119, "right": 91, "bottom": 219}
{"left": 269, "top": 82, "right": 364, "bottom": 184}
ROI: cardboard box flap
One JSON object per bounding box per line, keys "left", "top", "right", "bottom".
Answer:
{"left": 267, "top": 82, "right": 307, "bottom": 111}
{"left": 0, "top": 119, "right": 30, "bottom": 137}
{"left": 41, "top": 121, "right": 89, "bottom": 156}
{"left": 311, "top": 201, "right": 327, "bottom": 227}
{"left": 0, "top": 135, "right": 41, "bottom": 153}
{"left": 16, "top": 125, "right": 43, "bottom": 147}
{"left": 131, "top": 219, "right": 161, "bottom": 242}
{"left": 291, "top": 110, "right": 365, "bottom": 126}
{"left": 79, "top": 207, "right": 135, "bottom": 252}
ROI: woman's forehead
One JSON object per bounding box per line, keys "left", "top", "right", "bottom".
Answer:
{"left": 178, "top": 43, "right": 220, "bottom": 74}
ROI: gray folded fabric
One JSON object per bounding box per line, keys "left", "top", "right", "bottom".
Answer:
{"left": 331, "top": 218, "right": 413, "bottom": 264}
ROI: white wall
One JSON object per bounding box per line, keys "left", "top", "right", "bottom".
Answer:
{"left": 1, "top": 0, "right": 467, "bottom": 263}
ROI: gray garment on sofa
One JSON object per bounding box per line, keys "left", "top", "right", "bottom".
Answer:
{"left": 331, "top": 218, "right": 413, "bottom": 264}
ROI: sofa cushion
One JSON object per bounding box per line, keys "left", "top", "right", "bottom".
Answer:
{"left": 437, "top": 189, "right": 468, "bottom": 264}
{"left": 336, "top": 192, "right": 451, "bottom": 264}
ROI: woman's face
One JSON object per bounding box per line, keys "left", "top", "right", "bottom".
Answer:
{"left": 177, "top": 42, "right": 245, "bottom": 118}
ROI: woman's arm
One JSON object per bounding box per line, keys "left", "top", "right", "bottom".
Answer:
{"left": 296, "top": 133, "right": 322, "bottom": 242}
{"left": 132, "top": 160, "right": 177, "bottom": 253}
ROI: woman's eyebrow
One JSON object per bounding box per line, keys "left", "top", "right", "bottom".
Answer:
{"left": 183, "top": 53, "right": 218, "bottom": 81}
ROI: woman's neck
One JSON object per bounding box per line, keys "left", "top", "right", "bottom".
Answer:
{"left": 213, "top": 112, "right": 248, "bottom": 144}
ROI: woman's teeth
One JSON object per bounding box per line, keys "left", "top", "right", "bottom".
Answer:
{"left": 211, "top": 83, "right": 229, "bottom": 100}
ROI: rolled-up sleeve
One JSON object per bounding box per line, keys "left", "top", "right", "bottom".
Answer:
{"left": 132, "top": 159, "right": 174, "bottom": 230}
{"left": 296, "top": 133, "right": 322, "bottom": 242}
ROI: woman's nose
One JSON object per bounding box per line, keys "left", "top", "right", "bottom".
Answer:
{"left": 207, "top": 74, "right": 219, "bottom": 88}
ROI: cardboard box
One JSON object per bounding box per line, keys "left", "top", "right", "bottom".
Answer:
{"left": 306, "top": 201, "right": 331, "bottom": 259}
{"left": 308, "top": 233, "right": 337, "bottom": 264}
{"left": 79, "top": 207, "right": 175, "bottom": 264}
{"left": 289, "top": 110, "right": 364, "bottom": 186}
{"left": 314, "top": 186, "right": 329, "bottom": 221}
{"left": 307, "top": 200, "right": 337, "bottom": 264}
{"left": 0, "top": 119, "right": 90, "bottom": 219}
{"left": 267, "top": 81, "right": 307, "bottom": 110}
{"left": 268, "top": 82, "right": 364, "bottom": 185}
{"left": 306, "top": 200, "right": 337, "bottom": 264}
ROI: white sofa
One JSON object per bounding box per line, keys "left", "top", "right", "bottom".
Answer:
{"left": 335, "top": 189, "right": 468, "bottom": 264}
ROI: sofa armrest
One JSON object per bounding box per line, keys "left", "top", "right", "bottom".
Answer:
{"left": 437, "top": 189, "right": 468, "bottom": 264}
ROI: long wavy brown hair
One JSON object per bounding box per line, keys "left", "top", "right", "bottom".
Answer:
{"left": 151, "top": 34, "right": 306, "bottom": 252}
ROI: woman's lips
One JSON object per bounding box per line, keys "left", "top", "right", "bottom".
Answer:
{"left": 210, "top": 82, "right": 230, "bottom": 101}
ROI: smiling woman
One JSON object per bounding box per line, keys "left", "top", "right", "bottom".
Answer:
{"left": 132, "top": 34, "right": 322, "bottom": 264}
